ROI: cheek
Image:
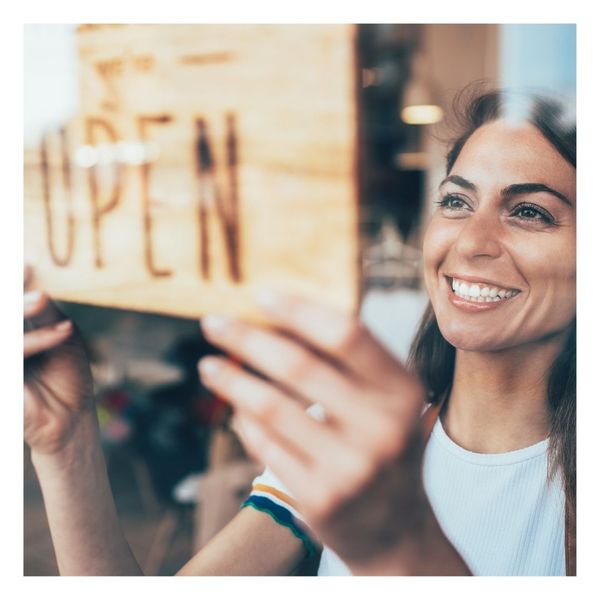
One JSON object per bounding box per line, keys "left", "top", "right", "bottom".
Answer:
{"left": 513, "top": 234, "right": 576, "bottom": 321}
{"left": 423, "top": 217, "right": 456, "bottom": 289}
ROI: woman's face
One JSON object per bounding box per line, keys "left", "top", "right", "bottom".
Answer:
{"left": 423, "top": 119, "right": 576, "bottom": 352}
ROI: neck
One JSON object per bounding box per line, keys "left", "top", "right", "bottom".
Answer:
{"left": 440, "top": 334, "right": 567, "bottom": 453}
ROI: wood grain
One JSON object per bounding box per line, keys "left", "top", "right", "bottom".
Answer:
{"left": 24, "top": 25, "right": 360, "bottom": 320}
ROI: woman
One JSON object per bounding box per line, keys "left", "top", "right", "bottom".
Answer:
{"left": 24, "top": 88, "right": 575, "bottom": 576}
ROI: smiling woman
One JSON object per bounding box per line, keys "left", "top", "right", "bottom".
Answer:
{"left": 424, "top": 95, "right": 575, "bottom": 353}
{"left": 411, "top": 88, "right": 576, "bottom": 574}
{"left": 23, "top": 86, "right": 576, "bottom": 577}
{"left": 208, "top": 88, "right": 576, "bottom": 576}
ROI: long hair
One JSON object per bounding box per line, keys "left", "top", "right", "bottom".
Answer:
{"left": 407, "top": 86, "right": 576, "bottom": 510}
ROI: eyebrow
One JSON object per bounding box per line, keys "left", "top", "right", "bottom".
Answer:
{"left": 439, "top": 175, "right": 573, "bottom": 206}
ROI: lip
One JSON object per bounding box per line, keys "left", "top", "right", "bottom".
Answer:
{"left": 444, "top": 273, "right": 522, "bottom": 292}
{"left": 443, "top": 276, "right": 522, "bottom": 312}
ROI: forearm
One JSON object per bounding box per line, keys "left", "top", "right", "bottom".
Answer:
{"left": 30, "top": 410, "right": 143, "bottom": 575}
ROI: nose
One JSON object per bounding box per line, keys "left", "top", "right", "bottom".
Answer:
{"left": 453, "top": 208, "right": 503, "bottom": 260}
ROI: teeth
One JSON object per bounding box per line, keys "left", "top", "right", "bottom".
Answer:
{"left": 450, "top": 278, "right": 518, "bottom": 302}
{"left": 468, "top": 284, "right": 481, "bottom": 298}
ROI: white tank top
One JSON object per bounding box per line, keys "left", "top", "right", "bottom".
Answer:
{"left": 250, "top": 415, "right": 565, "bottom": 575}
{"left": 420, "top": 416, "right": 565, "bottom": 575}
{"left": 317, "top": 416, "right": 565, "bottom": 575}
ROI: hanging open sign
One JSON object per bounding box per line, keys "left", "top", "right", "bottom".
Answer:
{"left": 24, "top": 24, "right": 360, "bottom": 320}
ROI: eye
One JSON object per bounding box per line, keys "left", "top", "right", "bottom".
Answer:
{"left": 435, "top": 194, "right": 470, "bottom": 211}
{"left": 511, "top": 203, "right": 556, "bottom": 225}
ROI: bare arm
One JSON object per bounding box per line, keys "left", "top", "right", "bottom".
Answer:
{"left": 176, "top": 507, "right": 307, "bottom": 576}
{"left": 24, "top": 268, "right": 306, "bottom": 576}
{"left": 32, "top": 419, "right": 307, "bottom": 576}
{"left": 30, "top": 412, "right": 144, "bottom": 575}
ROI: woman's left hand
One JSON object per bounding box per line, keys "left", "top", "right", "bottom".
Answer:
{"left": 198, "top": 291, "right": 455, "bottom": 574}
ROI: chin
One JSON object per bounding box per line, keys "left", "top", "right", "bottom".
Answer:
{"left": 436, "top": 319, "right": 507, "bottom": 353}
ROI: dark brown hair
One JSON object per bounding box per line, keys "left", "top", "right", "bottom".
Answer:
{"left": 407, "top": 86, "right": 576, "bottom": 510}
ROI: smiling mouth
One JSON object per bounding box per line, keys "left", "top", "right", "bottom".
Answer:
{"left": 445, "top": 276, "right": 522, "bottom": 303}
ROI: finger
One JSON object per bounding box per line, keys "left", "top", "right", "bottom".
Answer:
{"left": 254, "top": 290, "right": 414, "bottom": 391}
{"left": 24, "top": 289, "right": 65, "bottom": 331}
{"left": 232, "top": 410, "right": 380, "bottom": 524}
{"left": 230, "top": 414, "right": 314, "bottom": 505}
{"left": 198, "top": 356, "right": 350, "bottom": 466}
{"left": 23, "top": 265, "right": 64, "bottom": 328}
{"left": 24, "top": 321, "right": 73, "bottom": 358}
{"left": 200, "top": 316, "right": 376, "bottom": 429}
{"left": 24, "top": 290, "right": 50, "bottom": 319}
{"left": 229, "top": 414, "right": 264, "bottom": 465}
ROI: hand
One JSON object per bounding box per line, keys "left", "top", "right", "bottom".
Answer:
{"left": 24, "top": 265, "right": 95, "bottom": 456}
{"left": 197, "top": 291, "right": 434, "bottom": 572}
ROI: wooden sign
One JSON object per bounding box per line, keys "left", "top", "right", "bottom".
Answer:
{"left": 24, "top": 25, "right": 360, "bottom": 320}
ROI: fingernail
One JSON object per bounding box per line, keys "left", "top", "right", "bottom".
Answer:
{"left": 202, "top": 314, "right": 231, "bottom": 334}
{"left": 55, "top": 320, "right": 72, "bottom": 332}
{"left": 255, "top": 288, "right": 284, "bottom": 311}
{"left": 198, "top": 357, "right": 221, "bottom": 378}
{"left": 24, "top": 290, "right": 42, "bottom": 309}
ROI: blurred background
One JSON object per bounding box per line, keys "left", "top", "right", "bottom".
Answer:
{"left": 23, "top": 23, "right": 575, "bottom": 575}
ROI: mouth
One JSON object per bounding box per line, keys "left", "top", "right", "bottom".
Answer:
{"left": 443, "top": 275, "right": 522, "bottom": 310}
